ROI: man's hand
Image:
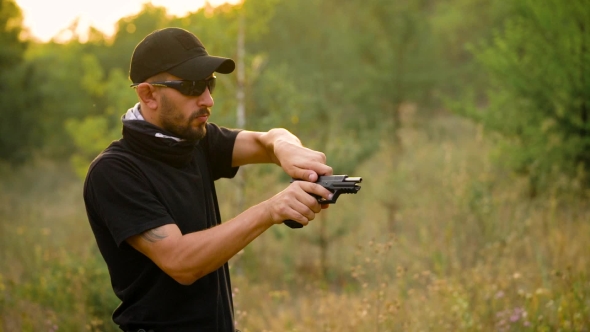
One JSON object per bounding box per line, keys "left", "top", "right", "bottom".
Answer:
{"left": 232, "top": 129, "right": 333, "bottom": 182}
{"left": 273, "top": 139, "right": 333, "bottom": 182}
{"left": 265, "top": 180, "right": 333, "bottom": 227}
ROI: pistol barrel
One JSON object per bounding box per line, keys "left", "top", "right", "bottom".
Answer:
{"left": 343, "top": 176, "right": 362, "bottom": 183}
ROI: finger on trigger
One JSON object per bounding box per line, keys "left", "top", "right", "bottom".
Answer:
{"left": 300, "top": 182, "right": 332, "bottom": 201}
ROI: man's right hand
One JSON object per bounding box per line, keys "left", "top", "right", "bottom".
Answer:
{"left": 265, "top": 181, "right": 333, "bottom": 227}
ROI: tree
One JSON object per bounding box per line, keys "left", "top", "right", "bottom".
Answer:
{"left": 0, "top": 0, "right": 30, "bottom": 162}
{"left": 0, "top": 0, "right": 25, "bottom": 70}
{"left": 246, "top": 0, "right": 399, "bottom": 278}
{"left": 65, "top": 55, "right": 136, "bottom": 178}
{"left": 105, "top": 3, "right": 171, "bottom": 75}
{"left": 458, "top": 0, "right": 590, "bottom": 193}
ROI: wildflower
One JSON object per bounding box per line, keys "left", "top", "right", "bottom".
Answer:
{"left": 510, "top": 307, "right": 526, "bottom": 322}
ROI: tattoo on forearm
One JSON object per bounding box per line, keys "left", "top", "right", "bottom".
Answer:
{"left": 141, "top": 227, "right": 168, "bottom": 243}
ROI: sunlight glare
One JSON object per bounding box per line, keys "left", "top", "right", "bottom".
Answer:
{"left": 16, "top": 0, "right": 241, "bottom": 42}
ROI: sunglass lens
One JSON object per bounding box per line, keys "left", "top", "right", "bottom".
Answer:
{"left": 208, "top": 77, "right": 216, "bottom": 94}
{"left": 178, "top": 81, "right": 200, "bottom": 96}
{"left": 175, "top": 78, "right": 216, "bottom": 96}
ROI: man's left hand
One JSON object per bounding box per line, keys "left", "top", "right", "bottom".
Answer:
{"left": 274, "top": 139, "right": 333, "bottom": 182}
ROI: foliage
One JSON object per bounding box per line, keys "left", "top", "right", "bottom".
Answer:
{"left": 0, "top": 0, "right": 30, "bottom": 162}
{"left": 456, "top": 0, "right": 590, "bottom": 193}
{"left": 106, "top": 3, "right": 171, "bottom": 74}
{"left": 2, "top": 0, "right": 588, "bottom": 194}
{"left": 65, "top": 55, "right": 136, "bottom": 178}
{"left": 430, "top": 0, "right": 515, "bottom": 97}
{"left": 250, "top": 0, "right": 386, "bottom": 166}
{"left": 0, "top": 0, "right": 25, "bottom": 70}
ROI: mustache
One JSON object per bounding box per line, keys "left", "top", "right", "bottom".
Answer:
{"left": 190, "top": 108, "right": 211, "bottom": 120}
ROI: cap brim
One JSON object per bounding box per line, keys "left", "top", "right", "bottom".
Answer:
{"left": 167, "top": 55, "right": 235, "bottom": 80}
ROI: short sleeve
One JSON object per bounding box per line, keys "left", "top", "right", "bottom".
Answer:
{"left": 204, "top": 123, "right": 241, "bottom": 180}
{"left": 84, "top": 155, "right": 175, "bottom": 246}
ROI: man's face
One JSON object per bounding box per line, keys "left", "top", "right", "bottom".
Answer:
{"left": 156, "top": 75, "right": 214, "bottom": 141}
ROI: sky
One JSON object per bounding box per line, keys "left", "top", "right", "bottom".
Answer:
{"left": 16, "top": 0, "right": 240, "bottom": 42}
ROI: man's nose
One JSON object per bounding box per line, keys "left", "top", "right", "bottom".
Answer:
{"left": 197, "top": 88, "right": 214, "bottom": 108}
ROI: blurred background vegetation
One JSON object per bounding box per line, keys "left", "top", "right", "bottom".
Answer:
{"left": 0, "top": 0, "right": 589, "bottom": 331}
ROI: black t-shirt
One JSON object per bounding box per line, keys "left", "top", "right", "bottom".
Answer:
{"left": 84, "top": 121, "right": 240, "bottom": 332}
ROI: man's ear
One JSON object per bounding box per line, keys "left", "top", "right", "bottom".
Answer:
{"left": 135, "top": 83, "right": 159, "bottom": 110}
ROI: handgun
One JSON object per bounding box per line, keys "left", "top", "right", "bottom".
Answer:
{"left": 284, "top": 175, "right": 362, "bottom": 229}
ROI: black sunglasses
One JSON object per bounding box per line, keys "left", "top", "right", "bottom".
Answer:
{"left": 130, "top": 76, "right": 216, "bottom": 96}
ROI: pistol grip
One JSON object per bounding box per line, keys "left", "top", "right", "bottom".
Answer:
{"left": 284, "top": 219, "right": 303, "bottom": 228}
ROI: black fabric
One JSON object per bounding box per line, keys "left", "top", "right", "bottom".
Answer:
{"left": 121, "top": 119, "right": 197, "bottom": 168}
{"left": 84, "top": 120, "right": 240, "bottom": 332}
{"left": 130, "top": 27, "right": 235, "bottom": 83}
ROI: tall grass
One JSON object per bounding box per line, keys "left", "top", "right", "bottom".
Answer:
{"left": 0, "top": 160, "right": 119, "bottom": 331}
{"left": 1, "top": 113, "right": 588, "bottom": 331}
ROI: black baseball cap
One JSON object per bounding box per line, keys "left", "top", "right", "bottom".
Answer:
{"left": 129, "top": 27, "right": 235, "bottom": 83}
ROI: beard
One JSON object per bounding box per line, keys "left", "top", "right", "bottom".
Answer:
{"left": 159, "top": 94, "right": 209, "bottom": 142}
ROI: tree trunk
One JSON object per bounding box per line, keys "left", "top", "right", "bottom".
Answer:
{"left": 235, "top": 11, "right": 246, "bottom": 214}
{"left": 579, "top": 20, "right": 589, "bottom": 170}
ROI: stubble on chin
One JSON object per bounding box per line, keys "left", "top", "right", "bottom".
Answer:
{"left": 183, "top": 110, "right": 209, "bottom": 141}
{"left": 185, "top": 121, "right": 207, "bottom": 141}
{"left": 160, "top": 95, "right": 208, "bottom": 141}
{"left": 167, "top": 118, "right": 207, "bottom": 142}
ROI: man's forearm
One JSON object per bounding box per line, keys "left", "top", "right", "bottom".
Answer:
{"left": 136, "top": 201, "right": 274, "bottom": 286}
{"left": 258, "top": 128, "right": 302, "bottom": 165}
{"left": 128, "top": 164, "right": 334, "bottom": 285}
{"left": 232, "top": 128, "right": 302, "bottom": 167}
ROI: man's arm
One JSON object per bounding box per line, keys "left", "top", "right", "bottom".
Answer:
{"left": 127, "top": 180, "right": 333, "bottom": 285}
{"left": 232, "top": 129, "right": 333, "bottom": 181}
{"left": 126, "top": 127, "right": 334, "bottom": 285}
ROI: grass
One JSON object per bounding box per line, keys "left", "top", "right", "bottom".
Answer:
{"left": 1, "top": 112, "right": 588, "bottom": 331}
{"left": 0, "top": 160, "right": 118, "bottom": 331}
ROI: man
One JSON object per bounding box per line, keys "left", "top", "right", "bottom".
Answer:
{"left": 83, "top": 27, "right": 333, "bottom": 332}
